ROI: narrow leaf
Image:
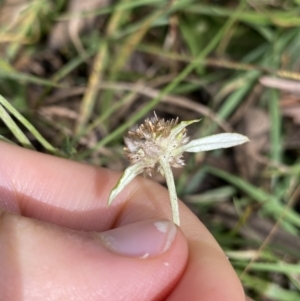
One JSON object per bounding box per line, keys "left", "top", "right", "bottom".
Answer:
{"left": 0, "top": 95, "right": 60, "bottom": 155}
{"left": 108, "top": 164, "right": 144, "bottom": 206}
{"left": 183, "top": 133, "right": 249, "bottom": 153}
{"left": 0, "top": 104, "right": 34, "bottom": 149}
{"left": 170, "top": 119, "right": 201, "bottom": 140}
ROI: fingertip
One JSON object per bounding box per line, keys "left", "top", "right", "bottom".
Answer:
{"left": 166, "top": 241, "right": 245, "bottom": 301}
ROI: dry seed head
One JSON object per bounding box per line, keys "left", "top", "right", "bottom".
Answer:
{"left": 124, "top": 113, "right": 190, "bottom": 175}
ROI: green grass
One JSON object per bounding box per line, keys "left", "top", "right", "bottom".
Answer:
{"left": 1, "top": 0, "right": 300, "bottom": 300}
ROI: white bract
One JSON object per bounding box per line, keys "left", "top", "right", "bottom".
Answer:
{"left": 108, "top": 113, "right": 249, "bottom": 226}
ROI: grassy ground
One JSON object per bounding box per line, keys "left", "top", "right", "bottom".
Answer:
{"left": 1, "top": 0, "right": 300, "bottom": 300}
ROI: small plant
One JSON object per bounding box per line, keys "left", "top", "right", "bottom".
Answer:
{"left": 108, "top": 113, "right": 249, "bottom": 225}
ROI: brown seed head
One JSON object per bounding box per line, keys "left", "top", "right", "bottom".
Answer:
{"left": 124, "top": 113, "right": 190, "bottom": 176}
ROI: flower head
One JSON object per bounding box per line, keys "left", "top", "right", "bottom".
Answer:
{"left": 108, "top": 113, "right": 249, "bottom": 226}
{"left": 124, "top": 112, "right": 190, "bottom": 176}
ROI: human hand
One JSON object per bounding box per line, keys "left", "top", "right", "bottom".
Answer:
{"left": 0, "top": 142, "right": 252, "bottom": 300}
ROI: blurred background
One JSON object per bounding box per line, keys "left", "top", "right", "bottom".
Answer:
{"left": 1, "top": 0, "right": 300, "bottom": 300}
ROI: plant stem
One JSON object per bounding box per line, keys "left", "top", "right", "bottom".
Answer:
{"left": 159, "top": 158, "right": 180, "bottom": 225}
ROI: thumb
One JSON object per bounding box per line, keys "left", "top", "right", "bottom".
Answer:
{"left": 0, "top": 211, "right": 188, "bottom": 301}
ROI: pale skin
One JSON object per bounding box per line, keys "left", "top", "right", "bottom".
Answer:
{"left": 0, "top": 142, "right": 254, "bottom": 301}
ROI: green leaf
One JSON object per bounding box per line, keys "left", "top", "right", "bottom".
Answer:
{"left": 183, "top": 133, "right": 249, "bottom": 153}
{"left": 108, "top": 163, "right": 144, "bottom": 206}
{"left": 170, "top": 119, "right": 200, "bottom": 140}
{"left": 0, "top": 95, "right": 60, "bottom": 155}
{"left": 0, "top": 104, "right": 34, "bottom": 149}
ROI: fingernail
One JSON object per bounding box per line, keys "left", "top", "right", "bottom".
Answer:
{"left": 100, "top": 220, "right": 177, "bottom": 258}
